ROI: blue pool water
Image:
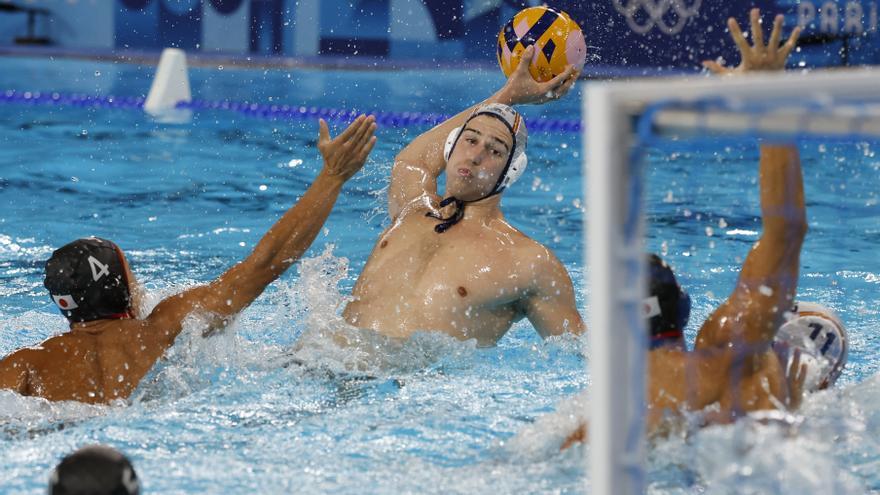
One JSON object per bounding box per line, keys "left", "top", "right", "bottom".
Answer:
{"left": 0, "top": 56, "right": 879, "bottom": 494}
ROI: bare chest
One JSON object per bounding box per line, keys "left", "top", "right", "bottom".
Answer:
{"left": 357, "top": 216, "right": 531, "bottom": 307}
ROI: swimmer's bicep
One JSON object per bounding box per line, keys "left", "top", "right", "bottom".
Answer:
{"left": 523, "top": 257, "right": 586, "bottom": 337}
{"left": 700, "top": 236, "right": 799, "bottom": 348}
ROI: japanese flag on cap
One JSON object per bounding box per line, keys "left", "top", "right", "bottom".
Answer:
{"left": 52, "top": 294, "right": 79, "bottom": 310}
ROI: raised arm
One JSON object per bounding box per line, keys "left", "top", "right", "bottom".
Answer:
{"left": 388, "top": 46, "right": 579, "bottom": 220}
{"left": 696, "top": 9, "right": 806, "bottom": 352}
{"left": 695, "top": 144, "right": 805, "bottom": 351}
{"left": 142, "top": 115, "right": 377, "bottom": 345}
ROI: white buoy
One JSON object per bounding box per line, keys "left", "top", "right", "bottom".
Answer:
{"left": 144, "top": 48, "right": 192, "bottom": 116}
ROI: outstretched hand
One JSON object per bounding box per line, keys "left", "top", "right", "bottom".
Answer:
{"left": 703, "top": 8, "right": 801, "bottom": 75}
{"left": 500, "top": 45, "right": 580, "bottom": 105}
{"left": 318, "top": 114, "right": 377, "bottom": 181}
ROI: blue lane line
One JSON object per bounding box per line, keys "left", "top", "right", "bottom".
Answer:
{"left": 0, "top": 89, "right": 583, "bottom": 134}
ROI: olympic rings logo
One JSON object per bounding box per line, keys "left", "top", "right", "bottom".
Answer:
{"left": 613, "top": 0, "right": 703, "bottom": 36}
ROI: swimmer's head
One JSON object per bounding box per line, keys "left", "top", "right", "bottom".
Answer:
{"left": 774, "top": 301, "right": 848, "bottom": 391}
{"left": 644, "top": 254, "right": 690, "bottom": 349}
{"left": 44, "top": 237, "right": 136, "bottom": 323}
{"left": 443, "top": 103, "right": 528, "bottom": 202}
{"left": 49, "top": 444, "right": 140, "bottom": 495}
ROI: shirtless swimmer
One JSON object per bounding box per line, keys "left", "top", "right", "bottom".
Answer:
{"left": 342, "top": 45, "right": 585, "bottom": 346}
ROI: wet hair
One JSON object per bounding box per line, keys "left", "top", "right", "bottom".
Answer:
{"left": 645, "top": 253, "right": 691, "bottom": 348}
{"left": 44, "top": 237, "right": 131, "bottom": 323}
{"left": 49, "top": 445, "right": 140, "bottom": 495}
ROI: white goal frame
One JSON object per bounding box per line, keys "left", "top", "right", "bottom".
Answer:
{"left": 584, "top": 68, "right": 880, "bottom": 495}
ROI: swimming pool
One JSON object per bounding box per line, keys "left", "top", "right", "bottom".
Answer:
{"left": 0, "top": 55, "right": 878, "bottom": 494}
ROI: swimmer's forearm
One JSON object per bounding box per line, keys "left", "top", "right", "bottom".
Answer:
{"left": 210, "top": 170, "right": 345, "bottom": 314}
{"left": 249, "top": 170, "right": 343, "bottom": 279}
{"left": 759, "top": 144, "right": 806, "bottom": 239}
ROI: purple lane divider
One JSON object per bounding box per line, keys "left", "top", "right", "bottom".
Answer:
{"left": 1, "top": 90, "right": 581, "bottom": 133}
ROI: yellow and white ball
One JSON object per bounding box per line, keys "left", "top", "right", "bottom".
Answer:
{"left": 497, "top": 6, "right": 586, "bottom": 82}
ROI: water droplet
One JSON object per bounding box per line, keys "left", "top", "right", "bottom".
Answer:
{"left": 259, "top": 184, "right": 268, "bottom": 191}
{"left": 94, "top": 70, "right": 101, "bottom": 77}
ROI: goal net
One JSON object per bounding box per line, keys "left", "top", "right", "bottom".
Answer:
{"left": 584, "top": 68, "right": 880, "bottom": 494}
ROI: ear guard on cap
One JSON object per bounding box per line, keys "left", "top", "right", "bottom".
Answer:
{"left": 444, "top": 126, "right": 460, "bottom": 161}
{"left": 775, "top": 302, "right": 848, "bottom": 391}
{"left": 444, "top": 126, "right": 528, "bottom": 192}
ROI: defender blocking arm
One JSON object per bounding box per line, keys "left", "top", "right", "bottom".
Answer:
{"left": 143, "top": 115, "right": 377, "bottom": 343}
{"left": 696, "top": 8, "right": 807, "bottom": 351}
{"left": 696, "top": 143, "right": 806, "bottom": 351}
{"left": 388, "top": 46, "right": 579, "bottom": 219}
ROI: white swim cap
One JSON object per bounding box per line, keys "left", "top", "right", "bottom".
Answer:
{"left": 444, "top": 103, "right": 529, "bottom": 195}
{"left": 775, "top": 302, "right": 848, "bottom": 392}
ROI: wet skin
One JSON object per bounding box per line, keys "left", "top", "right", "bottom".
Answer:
{"left": 0, "top": 116, "right": 377, "bottom": 403}
{"left": 344, "top": 114, "right": 586, "bottom": 345}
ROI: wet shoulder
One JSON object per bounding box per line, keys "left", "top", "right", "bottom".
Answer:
{"left": 500, "top": 225, "right": 564, "bottom": 275}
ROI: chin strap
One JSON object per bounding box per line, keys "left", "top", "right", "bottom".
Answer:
{"left": 425, "top": 196, "right": 465, "bottom": 233}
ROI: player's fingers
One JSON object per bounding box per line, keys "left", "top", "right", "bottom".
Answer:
{"left": 728, "top": 17, "right": 751, "bottom": 54}
{"left": 768, "top": 14, "right": 783, "bottom": 50}
{"left": 337, "top": 114, "right": 367, "bottom": 143}
{"left": 318, "top": 118, "right": 330, "bottom": 144}
{"left": 356, "top": 136, "right": 378, "bottom": 163}
{"left": 750, "top": 8, "right": 765, "bottom": 49}
{"left": 514, "top": 45, "right": 535, "bottom": 75}
{"left": 350, "top": 117, "right": 376, "bottom": 146}
{"left": 557, "top": 70, "right": 578, "bottom": 95}
{"left": 540, "top": 65, "right": 575, "bottom": 96}
{"left": 780, "top": 26, "right": 802, "bottom": 59}
{"left": 702, "top": 60, "right": 728, "bottom": 74}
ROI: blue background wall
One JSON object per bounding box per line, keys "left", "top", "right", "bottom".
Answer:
{"left": 0, "top": 0, "right": 877, "bottom": 69}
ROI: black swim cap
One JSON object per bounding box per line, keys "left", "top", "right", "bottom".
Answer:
{"left": 644, "top": 253, "right": 690, "bottom": 348}
{"left": 44, "top": 237, "right": 131, "bottom": 323}
{"left": 49, "top": 445, "right": 140, "bottom": 495}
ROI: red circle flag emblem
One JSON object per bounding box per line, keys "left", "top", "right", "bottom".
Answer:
{"left": 52, "top": 294, "right": 79, "bottom": 310}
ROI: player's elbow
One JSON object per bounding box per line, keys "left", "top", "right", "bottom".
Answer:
{"left": 764, "top": 215, "right": 807, "bottom": 246}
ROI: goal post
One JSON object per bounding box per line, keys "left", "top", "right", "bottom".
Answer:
{"left": 584, "top": 68, "right": 880, "bottom": 495}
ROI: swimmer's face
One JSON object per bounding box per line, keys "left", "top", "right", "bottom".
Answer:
{"left": 445, "top": 115, "right": 513, "bottom": 201}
